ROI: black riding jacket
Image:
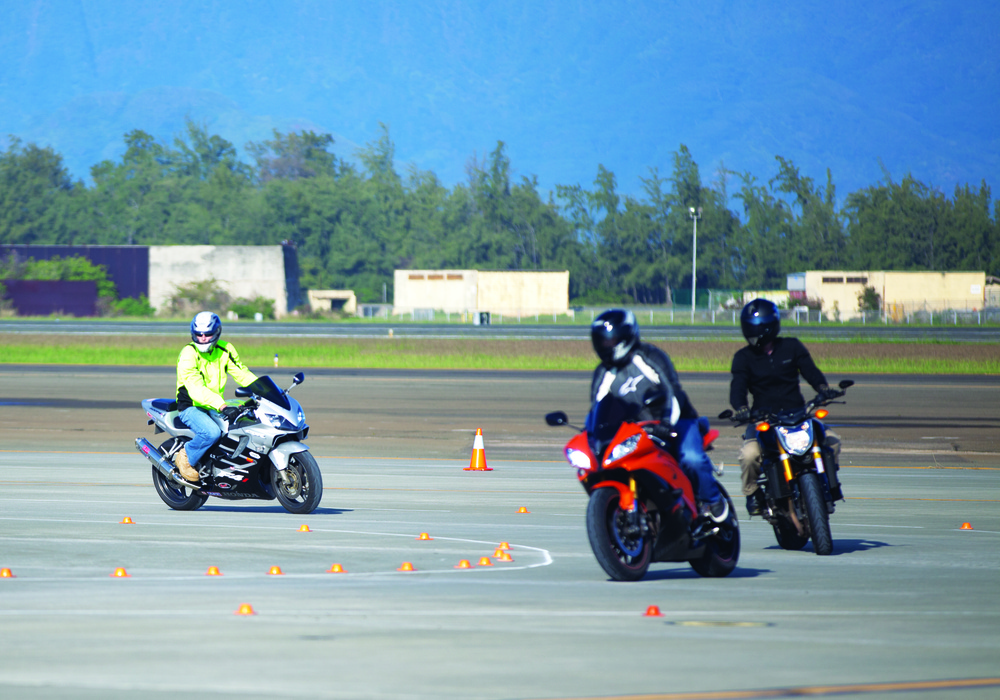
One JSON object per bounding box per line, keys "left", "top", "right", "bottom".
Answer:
{"left": 729, "top": 336, "right": 827, "bottom": 413}
{"left": 590, "top": 342, "right": 697, "bottom": 423}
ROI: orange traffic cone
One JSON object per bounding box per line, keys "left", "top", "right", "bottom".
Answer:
{"left": 464, "top": 428, "right": 493, "bottom": 471}
{"left": 235, "top": 603, "right": 256, "bottom": 616}
{"left": 644, "top": 605, "right": 664, "bottom": 617}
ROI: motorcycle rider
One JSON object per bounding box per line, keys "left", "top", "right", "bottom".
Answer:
{"left": 591, "top": 309, "right": 728, "bottom": 523}
{"left": 172, "top": 311, "right": 258, "bottom": 484}
{"left": 730, "top": 298, "right": 842, "bottom": 516}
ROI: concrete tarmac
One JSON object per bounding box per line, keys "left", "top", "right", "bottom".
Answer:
{"left": 1, "top": 367, "right": 998, "bottom": 699}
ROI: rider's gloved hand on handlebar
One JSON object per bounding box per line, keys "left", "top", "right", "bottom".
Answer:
{"left": 817, "top": 384, "right": 838, "bottom": 402}
{"left": 220, "top": 405, "right": 242, "bottom": 422}
{"left": 733, "top": 406, "right": 751, "bottom": 422}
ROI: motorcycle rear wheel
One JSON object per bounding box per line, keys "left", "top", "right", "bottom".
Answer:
{"left": 586, "top": 487, "right": 652, "bottom": 581}
{"left": 689, "top": 487, "right": 740, "bottom": 577}
{"left": 772, "top": 514, "right": 809, "bottom": 550}
{"left": 151, "top": 437, "right": 208, "bottom": 511}
{"left": 271, "top": 451, "right": 323, "bottom": 514}
{"left": 800, "top": 471, "right": 833, "bottom": 555}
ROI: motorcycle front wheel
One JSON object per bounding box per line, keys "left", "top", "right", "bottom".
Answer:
{"left": 800, "top": 471, "right": 833, "bottom": 555}
{"left": 151, "top": 437, "right": 208, "bottom": 511}
{"left": 586, "top": 487, "right": 652, "bottom": 581}
{"left": 270, "top": 451, "right": 323, "bottom": 514}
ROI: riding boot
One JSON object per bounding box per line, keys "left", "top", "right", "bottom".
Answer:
{"left": 173, "top": 448, "right": 200, "bottom": 483}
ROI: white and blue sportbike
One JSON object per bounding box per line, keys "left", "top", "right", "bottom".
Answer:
{"left": 135, "top": 372, "right": 322, "bottom": 514}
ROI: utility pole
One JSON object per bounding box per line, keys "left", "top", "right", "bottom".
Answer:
{"left": 689, "top": 206, "right": 702, "bottom": 323}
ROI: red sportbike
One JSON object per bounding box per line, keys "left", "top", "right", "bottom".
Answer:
{"left": 546, "top": 393, "right": 740, "bottom": 581}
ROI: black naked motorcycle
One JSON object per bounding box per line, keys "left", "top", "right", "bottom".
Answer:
{"left": 719, "top": 380, "right": 853, "bottom": 556}
{"left": 135, "top": 373, "right": 322, "bottom": 514}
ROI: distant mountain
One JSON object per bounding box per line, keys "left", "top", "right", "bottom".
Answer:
{"left": 1, "top": 1, "right": 996, "bottom": 202}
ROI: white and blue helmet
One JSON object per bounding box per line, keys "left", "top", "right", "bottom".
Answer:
{"left": 190, "top": 311, "right": 222, "bottom": 352}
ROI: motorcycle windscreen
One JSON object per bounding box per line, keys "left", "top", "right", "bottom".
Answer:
{"left": 585, "top": 394, "right": 632, "bottom": 465}
{"left": 244, "top": 376, "right": 291, "bottom": 410}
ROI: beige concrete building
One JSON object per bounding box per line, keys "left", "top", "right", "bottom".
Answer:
{"left": 791, "top": 270, "right": 987, "bottom": 320}
{"left": 393, "top": 269, "right": 570, "bottom": 317}
{"left": 149, "top": 246, "right": 291, "bottom": 317}
{"left": 307, "top": 289, "right": 357, "bottom": 315}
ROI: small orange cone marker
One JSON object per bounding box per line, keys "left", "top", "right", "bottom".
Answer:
{"left": 206, "top": 566, "right": 222, "bottom": 576}
{"left": 327, "top": 563, "right": 346, "bottom": 573}
{"left": 417, "top": 532, "right": 433, "bottom": 540}
{"left": 516, "top": 506, "right": 530, "bottom": 514}
{"left": 268, "top": 565, "right": 284, "bottom": 576}
{"left": 496, "top": 551, "right": 513, "bottom": 562}
{"left": 960, "top": 522, "right": 974, "bottom": 530}
{"left": 298, "top": 524, "right": 311, "bottom": 532}
{"left": 478, "top": 557, "right": 494, "bottom": 567}
{"left": 119, "top": 516, "right": 134, "bottom": 524}
{"left": 455, "top": 560, "right": 474, "bottom": 569}
{"left": 644, "top": 605, "right": 664, "bottom": 617}
{"left": 235, "top": 603, "right": 256, "bottom": 616}
{"left": 397, "top": 562, "right": 415, "bottom": 572}
{"left": 497, "top": 542, "right": 511, "bottom": 550}
{"left": 1, "top": 568, "right": 14, "bottom": 578}
{"left": 464, "top": 428, "right": 493, "bottom": 471}
{"left": 111, "top": 567, "right": 130, "bottom": 578}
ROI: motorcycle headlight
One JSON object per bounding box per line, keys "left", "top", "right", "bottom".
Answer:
{"left": 262, "top": 413, "right": 297, "bottom": 431}
{"left": 566, "top": 448, "right": 593, "bottom": 471}
{"left": 605, "top": 434, "right": 641, "bottom": 465}
{"left": 777, "top": 422, "right": 814, "bottom": 456}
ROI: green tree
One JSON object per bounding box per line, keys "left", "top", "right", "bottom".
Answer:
{"left": 0, "top": 137, "right": 77, "bottom": 244}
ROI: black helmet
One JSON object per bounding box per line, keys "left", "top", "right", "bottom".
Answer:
{"left": 190, "top": 311, "right": 222, "bottom": 352}
{"left": 740, "top": 299, "right": 780, "bottom": 348}
{"left": 591, "top": 309, "right": 639, "bottom": 366}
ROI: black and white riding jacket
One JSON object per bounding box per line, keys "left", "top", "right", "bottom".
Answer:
{"left": 589, "top": 342, "right": 697, "bottom": 425}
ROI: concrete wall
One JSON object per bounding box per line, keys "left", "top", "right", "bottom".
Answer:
{"left": 477, "top": 271, "right": 569, "bottom": 315}
{"left": 392, "top": 269, "right": 570, "bottom": 316}
{"left": 803, "top": 270, "right": 986, "bottom": 318}
{"left": 393, "top": 270, "right": 479, "bottom": 314}
{"left": 149, "top": 246, "right": 289, "bottom": 317}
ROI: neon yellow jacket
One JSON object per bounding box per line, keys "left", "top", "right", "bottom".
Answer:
{"left": 175, "top": 340, "right": 257, "bottom": 412}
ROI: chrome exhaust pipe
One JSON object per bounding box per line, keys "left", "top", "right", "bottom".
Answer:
{"left": 136, "top": 437, "right": 199, "bottom": 488}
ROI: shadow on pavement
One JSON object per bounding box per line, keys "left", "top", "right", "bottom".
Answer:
{"left": 762, "top": 538, "right": 894, "bottom": 555}
{"left": 635, "top": 566, "right": 771, "bottom": 581}
{"left": 195, "top": 505, "right": 353, "bottom": 515}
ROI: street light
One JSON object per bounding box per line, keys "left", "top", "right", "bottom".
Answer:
{"left": 689, "top": 206, "right": 702, "bottom": 323}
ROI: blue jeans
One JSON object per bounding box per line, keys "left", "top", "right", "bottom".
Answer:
{"left": 674, "top": 418, "right": 722, "bottom": 504}
{"left": 179, "top": 406, "right": 223, "bottom": 467}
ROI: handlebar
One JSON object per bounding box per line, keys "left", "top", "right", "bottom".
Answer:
{"left": 718, "top": 380, "right": 853, "bottom": 426}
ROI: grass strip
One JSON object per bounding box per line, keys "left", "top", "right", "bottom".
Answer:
{"left": 2, "top": 335, "right": 996, "bottom": 374}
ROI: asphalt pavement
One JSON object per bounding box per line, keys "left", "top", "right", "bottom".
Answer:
{"left": 0, "top": 368, "right": 997, "bottom": 699}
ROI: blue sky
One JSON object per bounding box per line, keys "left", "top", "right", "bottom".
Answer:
{"left": 2, "top": 0, "right": 997, "bottom": 203}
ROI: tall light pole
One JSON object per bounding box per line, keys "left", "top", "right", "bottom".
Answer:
{"left": 689, "top": 206, "right": 702, "bottom": 323}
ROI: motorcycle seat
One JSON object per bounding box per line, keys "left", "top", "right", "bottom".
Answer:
{"left": 149, "top": 398, "right": 178, "bottom": 412}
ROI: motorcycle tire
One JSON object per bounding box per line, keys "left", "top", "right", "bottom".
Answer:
{"left": 800, "top": 471, "right": 833, "bottom": 555}
{"left": 586, "top": 487, "right": 652, "bottom": 581}
{"left": 689, "top": 487, "right": 740, "bottom": 577}
{"left": 271, "top": 451, "right": 323, "bottom": 515}
{"left": 772, "top": 514, "right": 809, "bottom": 551}
{"left": 151, "top": 437, "right": 208, "bottom": 511}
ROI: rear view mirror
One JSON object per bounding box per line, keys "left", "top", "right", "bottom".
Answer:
{"left": 545, "top": 411, "right": 568, "bottom": 427}
{"left": 235, "top": 386, "right": 252, "bottom": 398}
{"left": 292, "top": 372, "right": 305, "bottom": 386}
